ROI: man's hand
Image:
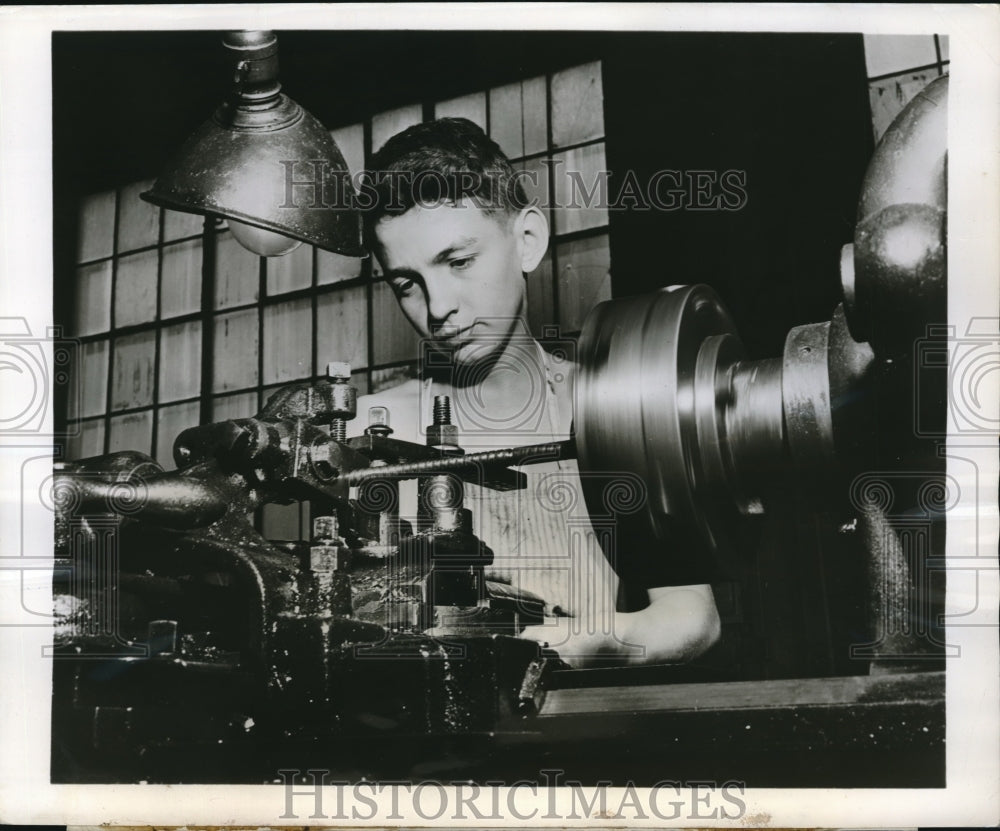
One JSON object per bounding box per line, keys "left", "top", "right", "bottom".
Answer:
{"left": 521, "top": 616, "right": 642, "bottom": 669}
{"left": 520, "top": 584, "right": 721, "bottom": 668}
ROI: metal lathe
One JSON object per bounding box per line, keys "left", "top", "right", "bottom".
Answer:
{"left": 51, "top": 76, "right": 948, "bottom": 786}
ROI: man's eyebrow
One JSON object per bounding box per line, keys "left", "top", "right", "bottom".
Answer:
{"left": 431, "top": 237, "right": 478, "bottom": 265}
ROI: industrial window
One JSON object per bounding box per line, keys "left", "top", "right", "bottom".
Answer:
{"left": 67, "top": 183, "right": 206, "bottom": 468}
{"left": 863, "top": 34, "right": 949, "bottom": 140}
{"left": 63, "top": 60, "right": 611, "bottom": 538}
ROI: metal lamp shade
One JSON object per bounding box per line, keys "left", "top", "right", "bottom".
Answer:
{"left": 142, "top": 100, "right": 364, "bottom": 256}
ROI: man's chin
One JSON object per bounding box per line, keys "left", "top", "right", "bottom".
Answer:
{"left": 430, "top": 339, "right": 502, "bottom": 375}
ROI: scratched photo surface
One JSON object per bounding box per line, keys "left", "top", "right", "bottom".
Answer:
{"left": 47, "top": 26, "right": 956, "bottom": 798}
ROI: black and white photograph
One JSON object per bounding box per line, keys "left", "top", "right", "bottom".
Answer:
{"left": 0, "top": 4, "right": 997, "bottom": 827}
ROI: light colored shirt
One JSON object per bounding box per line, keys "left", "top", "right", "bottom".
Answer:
{"left": 353, "top": 344, "right": 620, "bottom": 622}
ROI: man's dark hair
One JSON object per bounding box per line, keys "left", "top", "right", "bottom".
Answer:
{"left": 362, "top": 117, "right": 530, "bottom": 247}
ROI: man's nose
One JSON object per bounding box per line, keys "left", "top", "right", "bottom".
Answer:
{"left": 426, "top": 274, "right": 460, "bottom": 326}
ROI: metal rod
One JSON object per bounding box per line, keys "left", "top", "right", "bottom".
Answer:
{"left": 342, "top": 440, "right": 574, "bottom": 484}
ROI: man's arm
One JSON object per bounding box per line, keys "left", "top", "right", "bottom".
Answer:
{"left": 619, "top": 583, "right": 721, "bottom": 664}
{"left": 521, "top": 583, "right": 720, "bottom": 669}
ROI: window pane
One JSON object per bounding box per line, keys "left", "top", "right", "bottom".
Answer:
{"left": 76, "top": 190, "right": 115, "bottom": 263}
{"left": 552, "top": 143, "right": 609, "bottom": 235}
{"left": 526, "top": 249, "right": 555, "bottom": 340}
{"left": 111, "top": 331, "right": 155, "bottom": 410}
{"left": 490, "top": 81, "right": 525, "bottom": 159}
{"left": 863, "top": 35, "right": 938, "bottom": 78}
{"left": 316, "top": 285, "right": 368, "bottom": 372}
{"left": 491, "top": 78, "right": 548, "bottom": 158}
{"left": 74, "top": 261, "right": 112, "bottom": 336}
{"left": 435, "top": 92, "right": 487, "bottom": 131}
{"left": 371, "top": 363, "right": 418, "bottom": 394}
{"left": 263, "top": 297, "right": 313, "bottom": 384}
{"left": 372, "top": 281, "right": 421, "bottom": 366}
{"left": 155, "top": 401, "right": 201, "bottom": 470}
{"left": 266, "top": 242, "right": 313, "bottom": 295}
{"left": 518, "top": 156, "right": 552, "bottom": 227}
{"left": 108, "top": 409, "right": 153, "bottom": 456}
{"left": 114, "top": 248, "right": 158, "bottom": 328}
{"left": 159, "top": 320, "right": 202, "bottom": 402}
{"left": 68, "top": 339, "right": 108, "bottom": 420}
{"left": 214, "top": 231, "right": 260, "bottom": 309}
{"left": 372, "top": 104, "right": 423, "bottom": 154}
{"left": 161, "top": 238, "right": 203, "bottom": 318}
{"left": 330, "top": 123, "right": 366, "bottom": 182}
{"left": 317, "top": 249, "right": 363, "bottom": 285}
{"left": 211, "top": 391, "right": 258, "bottom": 421}
{"left": 212, "top": 308, "right": 258, "bottom": 392}
{"left": 556, "top": 234, "right": 611, "bottom": 333}
{"left": 162, "top": 207, "right": 203, "bottom": 243}
{"left": 116, "top": 179, "right": 160, "bottom": 253}
{"left": 522, "top": 76, "right": 548, "bottom": 156}
{"left": 551, "top": 61, "right": 604, "bottom": 147}
{"left": 66, "top": 418, "right": 106, "bottom": 462}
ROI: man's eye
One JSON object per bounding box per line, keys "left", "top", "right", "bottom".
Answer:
{"left": 450, "top": 255, "right": 476, "bottom": 271}
{"left": 391, "top": 278, "right": 417, "bottom": 296}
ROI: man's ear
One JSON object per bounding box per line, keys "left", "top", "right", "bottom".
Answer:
{"left": 514, "top": 205, "right": 549, "bottom": 273}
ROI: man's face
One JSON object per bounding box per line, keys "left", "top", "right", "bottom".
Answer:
{"left": 373, "top": 199, "right": 529, "bottom": 368}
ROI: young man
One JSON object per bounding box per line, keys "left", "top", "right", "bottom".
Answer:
{"left": 357, "top": 117, "right": 720, "bottom": 667}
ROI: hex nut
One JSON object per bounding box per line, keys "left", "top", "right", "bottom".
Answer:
{"left": 327, "top": 361, "right": 352, "bottom": 381}
{"left": 313, "top": 514, "right": 339, "bottom": 541}
{"left": 426, "top": 423, "right": 459, "bottom": 447}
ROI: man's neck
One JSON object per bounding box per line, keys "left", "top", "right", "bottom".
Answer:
{"left": 438, "top": 334, "right": 547, "bottom": 439}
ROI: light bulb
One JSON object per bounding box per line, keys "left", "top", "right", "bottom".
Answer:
{"left": 228, "top": 219, "right": 302, "bottom": 256}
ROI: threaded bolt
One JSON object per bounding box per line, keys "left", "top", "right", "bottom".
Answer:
{"left": 331, "top": 418, "right": 347, "bottom": 443}
{"left": 433, "top": 395, "right": 452, "bottom": 426}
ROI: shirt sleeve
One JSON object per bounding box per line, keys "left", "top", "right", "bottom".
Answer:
{"left": 581, "top": 474, "right": 723, "bottom": 594}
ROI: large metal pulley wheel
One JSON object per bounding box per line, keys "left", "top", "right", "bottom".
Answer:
{"left": 575, "top": 285, "right": 759, "bottom": 585}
